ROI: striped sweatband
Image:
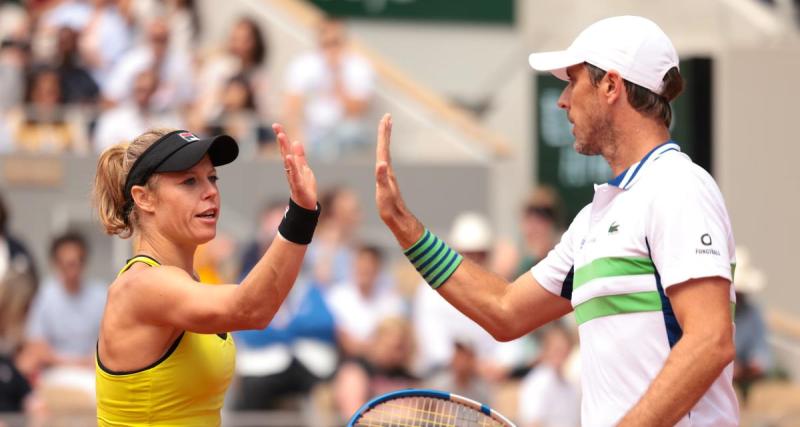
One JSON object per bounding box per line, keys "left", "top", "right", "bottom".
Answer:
{"left": 404, "top": 229, "right": 463, "bottom": 289}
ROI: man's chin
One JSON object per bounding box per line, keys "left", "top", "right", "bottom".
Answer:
{"left": 573, "top": 141, "right": 599, "bottom": 156}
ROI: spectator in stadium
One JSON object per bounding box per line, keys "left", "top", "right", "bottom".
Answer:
{"left": 732, "top": 246, "right": 773, "bottom": 403}
{"left": 517, "top": 324, "right": 580, "bottom": 427}
{"left": 92, "top": 125, "right": 319, "bottom": 425}
{"left": 102, "top": 16, "right": 193, "bottom": 111}
{"left": 0, "top": 269, "right": 36, "bottom": 412}
{"left": 29, "top": 0, "right": 91, "bottom": 63}
{"left": 424, "top": 340, "right": 491, "bottom": 405}
{"left": 193, "top": 17, "right": 270, "bottom": 131}
{"left": 514, "top": 186, "right": 564, "bottom": 277}
{"left": 231, "top": 200, "right": 336, "bottom": 410}
{"left": 326, "top": 244, "right": 403, "bottom": 359}
{"left": 238, "top": 200, "right": 287, "bottom": 279}
{"left": 413, "top": 212, "right": 528, "bottom": 380}
{"left": 93, "top": 68, "right": 183, "bottom": 152}
{"left": 15, "top": 231, "right": 105, "bottom": 378}
{"left": 77, "top": 0, "right": 132, "bottom": 87}
{"left": 0, "top": 17, "right": 30, "bottom": 113}
{"left": 306, "top": 186, "right": 363, "bottom": 288}
{"left": 0, "top": 193, "right": 38, "bottom": 285}
{"left": 4, "top": 65, "right": 88, "bottom": 154}
{"left": 232, "top": 275, "right": 337, "bottom": 411}
{"left": 193, "top": 233, "right": 236, "bottom": 285}
{"left": 0, "top": 268, "right": 37, "bottom": 360}
{"left": 283, "top": 17, "right": 375, "bottom": 160}
{"left": 0, "top": 193, "right": 39, "bottom": 412}
{"left": 127, "top": 0, "right": 200, "bottom": 54}
{"left": 53, "top": 26, "right": 99, "bottom": 105}
{"left": 375, "top": 16, "right": 739, "bottom": 426}
{"left": 333, "top": 317, "right": 417, "bottom": 418}
{"left": 204, "top": 75, "right": 275, "bottom": 158}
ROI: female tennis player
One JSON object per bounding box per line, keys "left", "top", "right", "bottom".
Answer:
{"left": 92, "top": 125, "right": 319, "bottom": 426}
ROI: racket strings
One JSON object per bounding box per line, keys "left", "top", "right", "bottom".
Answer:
{"left": 355, "top": 396, "right": 505, "bottom": 427}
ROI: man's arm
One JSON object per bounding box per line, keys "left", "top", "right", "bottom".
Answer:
{"left": 618, "top": 276, "right": 735, "bottom": 426}
{"left": 374, "top": 114, "right": 572, "bottom": 340}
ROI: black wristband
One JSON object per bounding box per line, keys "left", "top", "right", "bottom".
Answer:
{"left": 278, "top": 199, "right": 321, "bottom": 245}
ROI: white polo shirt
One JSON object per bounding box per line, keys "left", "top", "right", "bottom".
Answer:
{"left": 532, "top": 141, "right": 739, "bottom": 427}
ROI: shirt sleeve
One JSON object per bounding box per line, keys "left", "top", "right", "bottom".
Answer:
{"left": 646, "top": 169, "right": 735, "bottom": 289}
{"left": 531, "top": 210, "right": 581, "bottom": 299}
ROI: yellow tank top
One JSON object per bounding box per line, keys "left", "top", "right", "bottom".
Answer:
{"left": 95, "top": 256, "right": 236, "bottom": 426}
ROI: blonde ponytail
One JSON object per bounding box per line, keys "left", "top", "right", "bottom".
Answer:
{"left": 94, "top": 143, "right": 131, "bottom": 237}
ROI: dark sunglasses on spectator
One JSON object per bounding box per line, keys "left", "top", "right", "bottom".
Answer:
{"left": 525, "top": 205, "right": 555, "bottom": 220}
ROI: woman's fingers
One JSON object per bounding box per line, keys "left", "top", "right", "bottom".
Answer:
{"left": 273, "top": 123, "right": 294, "bottom": 161}
{"left": 291, "top": 140, "right": 307, "bottom": 168}
{"left": 283, "top": 146, "right": 317, "bottom": 210}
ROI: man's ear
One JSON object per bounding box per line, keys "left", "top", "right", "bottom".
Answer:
{"left": 131, "top": 185, "right": 156, "bottom": 215}
{"left": 603, "top": 70, "right": 624, "bottom": 104}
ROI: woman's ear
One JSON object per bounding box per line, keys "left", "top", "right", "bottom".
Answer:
{"left": 131, "top": 185, "right": 157, "bottom": 215}
{"left": 603, "top": 70, "right": 624, "bottom": 104}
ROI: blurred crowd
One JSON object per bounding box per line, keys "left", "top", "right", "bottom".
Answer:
{"left": 0, "top": 0, "right": 376, "bottom": 160}
{"left": 0, "top": 180, "right": 781, "bottom": 426}
{"left": 0, "top": 183, "right": 590, "bottom": 426}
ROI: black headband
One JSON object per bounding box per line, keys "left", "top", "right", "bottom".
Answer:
{"left": 122, "top": 130, "right": 239, "bottom": 222}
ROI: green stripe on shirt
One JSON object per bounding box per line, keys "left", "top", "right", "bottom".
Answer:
{"left": 575, "top": 292, "right": 737, "bottom": 325}
{"left": 574, "top": 257, "right": 656, "bottom": 289}
{"left": 574, "top": 291, "right": 663, "bottom": 325}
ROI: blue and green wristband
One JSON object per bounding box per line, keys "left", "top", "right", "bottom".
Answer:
{"left": 404, "top": 229, "right": 463, "bottom": 289}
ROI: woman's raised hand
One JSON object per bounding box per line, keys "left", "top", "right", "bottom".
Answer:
{"left": 273, "top": 123, "right": 318, "bottom": 210}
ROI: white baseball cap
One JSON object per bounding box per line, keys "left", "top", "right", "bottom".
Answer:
{"left": 449, "top": 212, "right": 493, "bottom": 252}
{"left": 528, "top": 16, "right": 679, "bottom": 95}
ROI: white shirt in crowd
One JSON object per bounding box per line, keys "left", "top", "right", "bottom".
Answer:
{"left": 412, "top": 282, "right": 528, "bottom": 376}
{"left": 325, "top": 281, "right": 404, "bottom": 342}
{"left": 93, "top": 103, "right": 183, "bottom": 152}
{"left": 285, "top": 51, "right": 374, "bottom": 144}
{"left": 103, "top": 46, "right": 194, "bottom": 111}
{"left": 518, "top": 364, "right": 581, "bottom": 427}
{"left": 25, "top": 277, "right": 107, "bottom": 359}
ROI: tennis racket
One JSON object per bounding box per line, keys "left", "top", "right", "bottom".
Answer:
{"left": 347, "top": 388, "right": 516, "bottom": 427}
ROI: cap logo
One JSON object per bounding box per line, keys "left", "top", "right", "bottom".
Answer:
{"left": 178, "top": 132, "right": 199, "bottom": 142}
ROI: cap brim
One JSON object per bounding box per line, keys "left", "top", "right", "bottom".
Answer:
{"left": 156, "top": 135, "right": 239, "bottom": 173}
{"left": 528, "top": 50, "right": 584, "bottom": 81}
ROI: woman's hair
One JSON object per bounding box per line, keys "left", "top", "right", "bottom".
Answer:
{"left": 225, "top": 74, "right": 256, "bottom": 110}
{"left": 92, "top": 128, "right": 175, "bottom": 238}
{"left": 236, "top": 17, "right": 268, "bottom": 67}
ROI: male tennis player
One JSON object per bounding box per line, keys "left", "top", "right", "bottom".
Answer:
{"left": 374, "top": 16, "right": 738, "bottom": 426}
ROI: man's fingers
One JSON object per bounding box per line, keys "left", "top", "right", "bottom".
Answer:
{"left": 376, "top": 113, "right": 392, "bottom": 166}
